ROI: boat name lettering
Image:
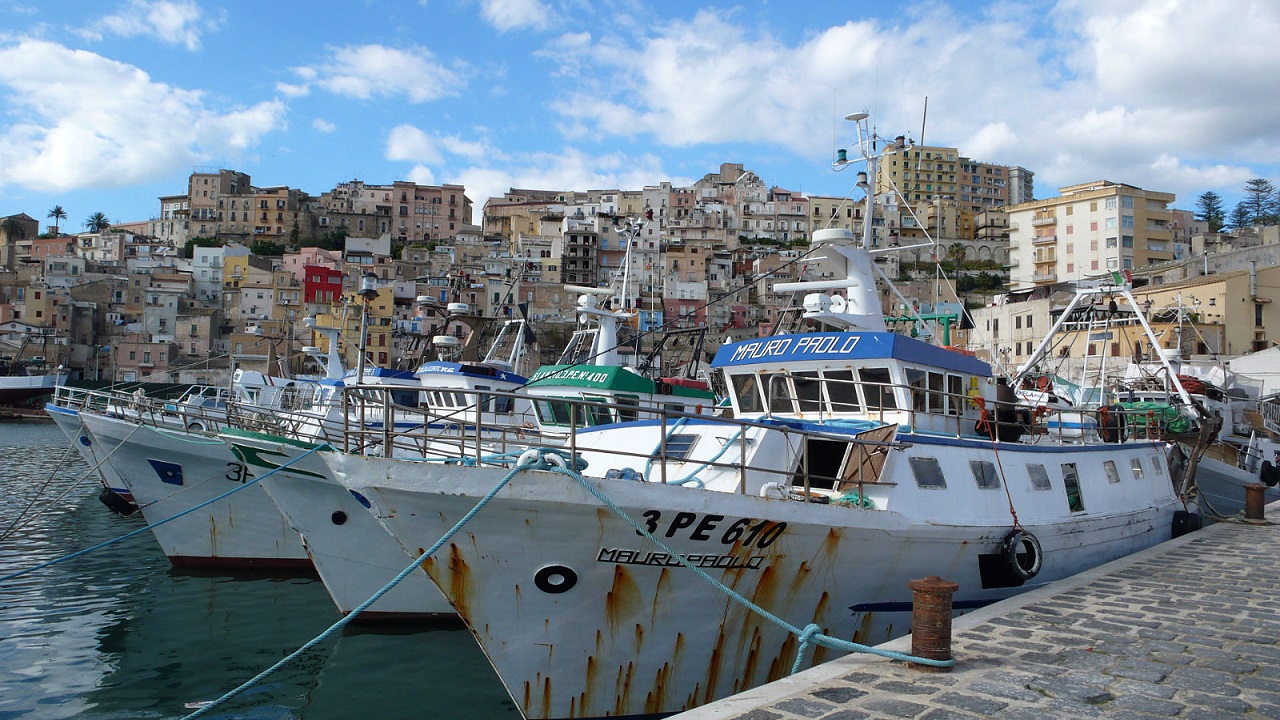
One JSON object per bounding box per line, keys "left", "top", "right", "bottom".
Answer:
{"left": 597, "top": 547, "right": 765, "bottom": 570}
{"left": 420, "top": 364, "right": 458, "bottom": 374}
{"left": 639, "top": 510, "right": 787, "bottom": 548}
{"left": 728, "top": 338, "right": 792, "bottom": 363}
{"left": 532, "top": 369, "right": 611, "bottom": 383}
{"left": 791, "top": 335, "right": 860, "bottom": 356}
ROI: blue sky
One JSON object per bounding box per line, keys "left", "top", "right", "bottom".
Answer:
{"left": 0, "top": 0, "right": 1277, "bottom": 232}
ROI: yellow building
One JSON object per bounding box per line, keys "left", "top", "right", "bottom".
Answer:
{"left": 1007, "top": 181, "right": 1177, "bottom": 290}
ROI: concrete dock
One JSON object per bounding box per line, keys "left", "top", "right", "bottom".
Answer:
{"left": 676, "top": 509, "right": 1280, "bottom": 719}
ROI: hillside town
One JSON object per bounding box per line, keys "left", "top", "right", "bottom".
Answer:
{"left": 1, "top": 139, "right": 1279, "bottom": 390}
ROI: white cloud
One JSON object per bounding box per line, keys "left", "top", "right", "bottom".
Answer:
{"left": 480, "top": 0, "right": 551, "bottom": 33}
{"left": 275, "top": 81, "right": 310, "bottom": 98}
{"left": 0, "top": 40, "right": 284, "bottom": 192}
{"left": 85, "top": 0, "right": 220, "bottom": 51}
{"left": 386, "top": 125, "right": 443, "bottom": 165}
{"left": 312, "top": 118, "right": 336, "bottom": 133}
{"left": 542, "top": 2, "right": 1280, "bottom": 203}
{"left": 300, "top": 44, "right": 464, "bottom": 103}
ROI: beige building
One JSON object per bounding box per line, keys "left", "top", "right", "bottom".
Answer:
{"left": 1007, "top": 181, "right": 1177, "bottom": 290}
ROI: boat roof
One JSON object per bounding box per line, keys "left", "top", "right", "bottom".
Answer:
{"left": 713, "top": 331, "right": 992, "bottom": 377}
{"left": 415, "top": 360, "right": 527, "bottom": 385}
{"left": 526, "top": 364, "right": 716, "bottom": 398}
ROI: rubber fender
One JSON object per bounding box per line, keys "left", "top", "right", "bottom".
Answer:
{"left": 1171, "top": 509, "right": 1203, "bottom": 539}
{"left": 1002, "top": 529, "right": 1042, "bottom": 580}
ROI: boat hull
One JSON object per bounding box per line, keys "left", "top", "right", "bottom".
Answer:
{"left": 222, "top": 429, "right": 453, "bottom": 619}
{"left": 79, "top": 412, "right": 311, "bottom": 570}
{"left": 323, "top": 446, "right": 1181, "bottom": 720}
{"left": 46, "top": 404, "right": 134, "bottom": 501}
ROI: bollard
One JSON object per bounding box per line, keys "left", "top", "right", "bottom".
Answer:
{"left": 1245, "top": 483, "right": 1266, "bottom": 521}
{"left": 907, "top": 575, "right": 959, "bottom": 672}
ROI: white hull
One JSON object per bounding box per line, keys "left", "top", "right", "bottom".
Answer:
{"left": 323, "top": 432, "right": 1183, "bottom": 720}
{"left": 1193, "top": 455, "right": 1280, "bottom": 517}
{"left": 46, "top": 404, "right": 133, "bottom": 500}
{"left": 79, "top": 412, "right": 310, "bottom": 570}
{"left": 222, "top": 429, "right": 452, "bottom": 618}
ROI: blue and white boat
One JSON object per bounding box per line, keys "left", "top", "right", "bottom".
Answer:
{"left": 314, "top": 113, "right": 1201, "bottom": 719}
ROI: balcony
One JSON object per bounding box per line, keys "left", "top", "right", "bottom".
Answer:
{"left": 1031, "top": 215, "right": 1057, "bottom": 227}
{"left": 1032, "top": 234, "right": 1057, "bottom": 246}
{"left": 1031, "top": 271, "right": 1058, "bottom": 283}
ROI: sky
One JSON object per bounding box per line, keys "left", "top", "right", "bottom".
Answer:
{"left": 0, "top": 0, "right": 1278, "bottom": 233}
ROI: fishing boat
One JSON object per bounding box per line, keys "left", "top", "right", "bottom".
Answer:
{"left": 314, "top": 112, "right": 1202, "bottom": 720}
{"left": 219, "top": 316, "right": 539, "bottom": 619}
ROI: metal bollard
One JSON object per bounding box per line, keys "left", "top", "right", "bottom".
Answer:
{"left": 1245, "top": 484, "right": 1266, "bottom": 521}
{"left": 907, "top": 576, "right": 959, "bottom": 672}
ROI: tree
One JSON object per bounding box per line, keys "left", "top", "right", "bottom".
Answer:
{"left": 1228, "top": 202, "right": 1252, "bottom": 231}
{"left": 47, "top": 205, "right": 67, "bottom": 236}
{"left": 946, "top": 242, "right": 966, "bottom": 266}
{"left": 1241, "top": 178, "right": 1279, "bottom": 226}
{"left": 1194, "top": 191, "right": 1226, "bottom": 233}
{"left": 84, "top": 211, "right": 111, "bottom": 233}
{"left": 0, "top": 215, "right": 25, "bottom": 240}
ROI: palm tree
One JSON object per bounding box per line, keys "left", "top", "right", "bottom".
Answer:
{"left": 947, "top": 242, "right": 966, "bottom": 268}
{"left": 47, "top": 205, "right": 67, "bottom": 236}
{"left": 0, "top": 215, "right": 25, "bottom": 241}
{"left": 84, "top": 212, "right": 111, "bottom": 233}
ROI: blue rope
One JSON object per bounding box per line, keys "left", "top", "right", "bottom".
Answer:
{"left": 181, "top": 447, "right": 576, "bottom": 719}
{"left": 540, "top": 459, "right": 956, "bottom": 671}
{"left": 0, "top": 445, "right": 326, "bottom": 584}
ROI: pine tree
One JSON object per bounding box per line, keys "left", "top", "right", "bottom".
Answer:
{"left": 1241, "top": 178, "right": 1279, "bottom": 226}
{"left": 1194, "top": 191, "right": 1226, "bottom": 232}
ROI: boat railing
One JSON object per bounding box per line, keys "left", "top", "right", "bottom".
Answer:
{"left": 327, "top": 382, "right": 903, "bottom": 503}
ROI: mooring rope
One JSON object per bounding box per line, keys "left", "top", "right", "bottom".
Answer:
{"left": 546, "top": 455, "right": 956, "bottom": 671}
{"left": 181, "top": 447, "right": 571, "bottom": 719}
{"left": 0, "top": 435, "right": 82, "bottom": 542}
{"left": 0, "top": 444, "right": 326, "bottom": 584}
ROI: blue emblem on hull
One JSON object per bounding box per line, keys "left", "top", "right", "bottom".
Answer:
{"left": 148, "top": 458, "right": 184, "bottom": 486}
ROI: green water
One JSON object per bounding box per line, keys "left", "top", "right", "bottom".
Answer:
{"left": 0, "top": 423, "right": 518, "bottom": 719}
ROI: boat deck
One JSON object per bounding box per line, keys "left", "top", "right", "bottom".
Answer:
{"left": 675, "top": 502, "right": 1280, "bottom": 719}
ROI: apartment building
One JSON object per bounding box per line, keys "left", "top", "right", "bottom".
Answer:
{"left": 1007, "top": 180, "right": 1176, "bottom": 290}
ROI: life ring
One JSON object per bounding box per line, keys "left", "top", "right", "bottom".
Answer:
{"left": 1002, "top": 529, "right": 1042, "bottom": 580}
{"left": 187, "top": 421, "right": 204, "bottom": 432}
{"left": 521, "top": 420, "right": 535, "bottom": 429}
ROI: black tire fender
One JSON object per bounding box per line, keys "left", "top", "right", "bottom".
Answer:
{"left": 1003, "top": 529, "right": 1042, "bottom": 580}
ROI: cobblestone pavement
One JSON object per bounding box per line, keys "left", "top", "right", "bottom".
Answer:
{"left": 676, "top": 514, "right": 1280, "bottom": 719}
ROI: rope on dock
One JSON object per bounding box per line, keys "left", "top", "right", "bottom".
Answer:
{"left": 0, "top": 444, "right": 327, "bottom": 584}
{"left": 181, "top": 447, "right": 574, "bottom": 720}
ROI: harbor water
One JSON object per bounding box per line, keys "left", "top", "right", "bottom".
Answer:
{"left": 0, "top": 422, "right": 518, "bottom": 719}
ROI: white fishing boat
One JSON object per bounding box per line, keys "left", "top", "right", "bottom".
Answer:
{"left": 217, "top": 316, "right": 538, "bottom": 619}
{"left": 315, "top": 112, "right": 1202, "bottom": 720}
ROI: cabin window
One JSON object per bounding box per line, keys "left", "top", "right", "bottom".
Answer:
{"left": 493, "top": 395, "right": 513, "bottom": 413}
{"left": 535, "top": 400, "right": 572, "bottom": 426}
{"left": 1151, "top": 457, "right": 1164, "bottom": 477}
{"left": 1103, "top": 460, "right": 1120, "bottom": 484}
{"left": 474, "top": 385, "right": 492, "bottom": 412}
{"left": 907, "top": 368, "right": 927, "bottom": 413}
{"left": 860, "top": 368, "right": 897, "bottom": 410}
{"left": 662, "top": 433, "right": 698, "bottom": 460}
{"left": 1028, "top": 464, "right": 1052, "bottom": 490}
{"left": 793, "top": 371, "right": 823, "bottom": 413}
{"left": 662, "top": 403, "right": 684, "bottom": 417}
{"left": 391, "top": 390, "right": 418, "bottom": 407}
{"left": 947, "top": 375, "right": 963, "bottom": 415}
{"left": 970, "top": 460, "right": 1001, "bottom": 489}
{"left": 928, "top": 372, "right": 946, "bottom": 413}
{"left": 1061, "top": 462, "right": 1085, "bottom": 512}
{"left": 732, "top": 374, "right": 763, "bottom": 414}
{"left": 616, "top": 395, "right": 639, "bottom": 422}
{"left": 1130, "top": 458, "right": 1144, "bottom": 479}
{"left": 432, "top": 391, "right": 449, "bottom": 408}
{"left": 909, "top": 456, "right": 946, "bottom": 489}
{"left": 761, "top": 374, "right": 792, "bottom": 413}
{"left": 586, "top": 402, "right": 613, "bottom": 426}
{"left": 825, "top": 370, "right": 861, "bottom": 412}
